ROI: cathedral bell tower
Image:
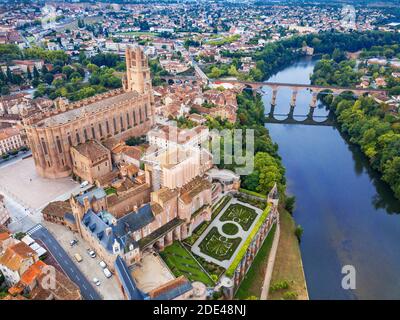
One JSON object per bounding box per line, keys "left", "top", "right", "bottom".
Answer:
{"left": 123, "top": 46, "right": 152, "bottom": 94}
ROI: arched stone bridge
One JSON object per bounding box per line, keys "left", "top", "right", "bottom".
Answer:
{"left": 160, "top": 75, "right": 388, "bottom": 109}
{"left": 213, "top": 79, "right": 388, "bottom": 108}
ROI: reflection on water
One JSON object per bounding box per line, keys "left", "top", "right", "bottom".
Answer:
{"left": 264, "top": 56, "right": 400, "bottom": 299}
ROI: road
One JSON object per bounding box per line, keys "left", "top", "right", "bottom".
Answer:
{"left": 0, "top": 151, "right": 32, "bottom": 169}
{"left": 27, "top": 224, "right": 101, "bottom": 300}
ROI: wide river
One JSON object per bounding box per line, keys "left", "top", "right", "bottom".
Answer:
{"left": 263, "top": 56, "right": 400, "bottom": 299}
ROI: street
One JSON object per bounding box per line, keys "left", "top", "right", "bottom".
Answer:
{"left": 27, "top": 224, "right": 101, "bottom": 301}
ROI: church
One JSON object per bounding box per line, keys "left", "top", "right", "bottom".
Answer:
{"left": 23, "top": 46, "right": 155, "bottom": 179}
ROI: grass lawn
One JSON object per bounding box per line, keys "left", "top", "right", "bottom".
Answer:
{"left": 220, "top": 204, "right": 257, "bottom": 231}
{"left": 222, "top": 223, "right": 239, "bottom": 236}
{"left": 105, "top": 186, "right": 117, "bottom": 195}
{"left": 268, "top": 210, "right": 308, "bottom": 300}
{"left": 159, "top": 241, "right": 214, "bottom": 287}
{"left": 234, "top": 224, "right": 276, "bottom": 299}
{"left": 190, "top": 251, "right": 226, "bottom": 279}
{"left": 199, "top": 227, "right": 242, "bottom": 261}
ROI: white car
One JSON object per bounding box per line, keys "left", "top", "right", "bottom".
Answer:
{"left": 80, "top": 181, "right": 89, "bottom": 188}
{"left": 103, "top": 268, "right": 112, "bottom": 278}
{"left": 93, "top": 278, "right": 101, "bottom": 286}
{"left": 99, "top": 261, "right": 107, "bottom": 269}
{"left": 87, "top": 249, "right": 96, "bottom": 258}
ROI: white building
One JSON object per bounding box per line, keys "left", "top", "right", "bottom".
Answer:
{"left": 0, "top": 127, "right": 25, "bottom": 155}
{"left": 147, "top": 125, "right": 209, "bottom": 150}
{"left": 0, "top": 195, "right": 10, "bottom": 226}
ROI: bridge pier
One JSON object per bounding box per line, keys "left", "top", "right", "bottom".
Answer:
{"left": 268, "top": 104, "right": 275, "bottom": 118}
{"left": 271, "top": 89, "right": 278, "bottom": 106}
{"left": 307, "top": 106, "right": 315, "bottom": 119}
{"left": 288, "top": 105, "right": 295, "bottom": 120}
{"left": 310, "top": 93, "right": 318, "bottom": 108}
{"left": 290, "top": 90, "right": 298, "bottom": 107}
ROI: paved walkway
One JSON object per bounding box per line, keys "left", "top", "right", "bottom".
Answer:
{"left": 191, "top": 198, "right": 262, "bottom": 269}
{"left": 260, "top": 220, "right": 280, "bottom": 300}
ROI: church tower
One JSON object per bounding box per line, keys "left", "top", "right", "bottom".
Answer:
{"left": 123, "top": 46, "right": 152, "bottom": 94}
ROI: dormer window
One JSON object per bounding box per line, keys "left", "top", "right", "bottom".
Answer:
{"left": 112, "top": 239, "right": 120, "bottom": 254}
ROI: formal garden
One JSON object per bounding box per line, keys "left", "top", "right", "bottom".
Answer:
{"left": 220, "top": 203, "right": 258, "bottom": 231}
{"left": 198, "top": 227, "right": 242, "bottom": 261}
{"left": 159, "top": 241, "right": 215, "bottom": 287}
{"left": 193, "top": 201, "right": 262, "bottom": 267}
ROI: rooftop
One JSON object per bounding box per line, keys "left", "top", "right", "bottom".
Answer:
{"left": 37, "top": 90, "right": 138, "bottom": 127}
{"left": 180, "top": 177, "right": 212, "bottom": 204}
{"left": 0, "top": 242, "right": 37, "bottom": 271}
{"left": 42, "top": 200, "right": 72, "bottom": 218}
{"left": 72, "top": 140, "right": 110, "bottom": 163}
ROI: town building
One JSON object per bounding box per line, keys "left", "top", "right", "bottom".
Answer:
{"left": 8, "top": 260, "right": 82, "bottom": 300}
{"left": 0, "top": 127, "right": 25, "bottom": 155}
{"left": 0, "top": 194, "right": 11, "bottom": 227}
{"left": 70, "top": 140, "right": 113, "bottom": 184}
{"left": 0, "top": 241, "right": 39, "bottom": 287}
{"left": 147, "top": 125, "right": 209, "bottom": 149}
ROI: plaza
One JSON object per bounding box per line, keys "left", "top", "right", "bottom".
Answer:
{"left": 0, "top": 157, "right": 85, "bottom": 212}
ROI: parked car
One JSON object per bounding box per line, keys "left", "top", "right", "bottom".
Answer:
{"left": 103, "top": 268, "right": 112, "bottom": 278}
{"left": 70, "top": 239, "right": 78, "bottom": 247}
{"left": 93, "top": 278, "right": 101, "bottom": 286}
{"left": 80, "top": 181, "right": 89, "bottom": 188}
{"left": 87, "top": 249, "right": 96, "bottom": 258}
{"left": 99, "top": 261, "right": 107, "bottom": 269}
{"left": 74, "top": 253, "right": 83, "bottom": 263}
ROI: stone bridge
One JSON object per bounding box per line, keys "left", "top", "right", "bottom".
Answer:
{"left": 213, "top": 79, "right": 388, "bottom": 108}
{"left": 265, "top": 104, "right": 334, "bottom": 127}
{"left": 160, "top": 74, "right": 387, "bottom": 108}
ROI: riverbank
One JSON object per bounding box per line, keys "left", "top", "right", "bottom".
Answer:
{"left": 268, "top": 209, "right": 308, "bottom": 300}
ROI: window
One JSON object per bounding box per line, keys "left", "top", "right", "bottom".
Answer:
{"left": 91, "top": 126, "right": 96, "bottom": 139}
{"left": 145, "top": 104, "right": 148, "bottom": 119}
{"left": 56, "top": 136, "right": 62, "bottom": 154}
{"left": 126, "top": 113, "right": 130, "bottom": 126}
{"left": 76, "top": 132, "right": 80, "bottom": 144}
{"left": 84, "top": 129, "right": 88, "bottom": 141}
{"left": 41, "top": 138, "right": 48, "bottom": 155}
{"left": 68, "top": 135, "right": 72, "bottom": 146}
{"left": 133, "top": 111, "right": 137, "bottom": 125}
{"left": 113, "top": 118, "right": 117, "bottom": 133}
{"left": 120, "top": 115, "right": 124, "bottom": 131}
{"left": 106, "top": 121, "right": 110, "bottom": 134}
{"left": 99, "top": 123, "right": 103, "bottom": 137}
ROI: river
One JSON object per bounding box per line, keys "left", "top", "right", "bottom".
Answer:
{"left": 263, "top": 56, "right": 400, "bottom": 300}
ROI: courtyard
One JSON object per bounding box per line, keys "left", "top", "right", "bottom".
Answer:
{"left": 191, "top": 198, "right": 263, "bottom": 268}
{"left": 131, "top": 252, "right": 176, "bottom": 293}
